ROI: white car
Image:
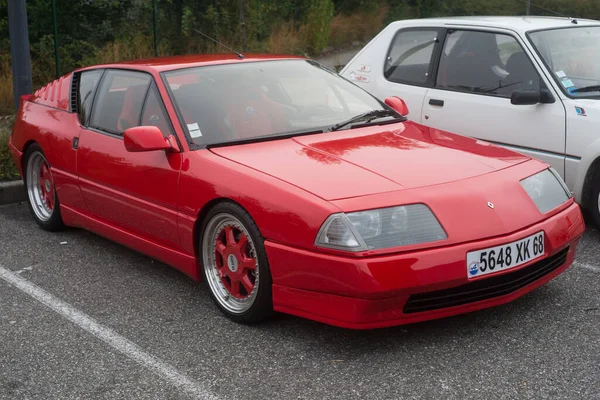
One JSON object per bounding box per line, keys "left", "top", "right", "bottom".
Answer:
{"left": 340, "top": 16, "right": 600, "bottom": 225}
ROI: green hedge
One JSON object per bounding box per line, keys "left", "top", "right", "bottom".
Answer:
{"left": 0, "top": 117, "right": 19, "bottom": 181}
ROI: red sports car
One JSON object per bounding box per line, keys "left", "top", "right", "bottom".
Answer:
{"left": 9, "top": 54, "right": 585, "bottom": 329}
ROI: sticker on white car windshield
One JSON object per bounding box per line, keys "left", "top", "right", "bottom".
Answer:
{"left": 357, "top": 64, "right": 372, "bottom": 73}
{"left": 187, "top": 123, "right": 202, "bottom": 138}
{"left": 556, "top": 70, "right": 566, "bottom": 78}
{"left": 561, "top": 79, "right": 575, "bottom": 88}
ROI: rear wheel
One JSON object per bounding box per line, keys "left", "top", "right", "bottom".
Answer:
{"left": 200, "top": 202, "right": 273, "bottom": 324}
{"left": 23, "top": 144, "right": 64, "bottom": 231}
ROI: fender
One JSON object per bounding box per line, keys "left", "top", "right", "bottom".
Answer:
{"left": 571, "top": 136, "right": 600, "bottom": 205}
{"left": 564, "top": 98, "right": 600, "bottom": 205}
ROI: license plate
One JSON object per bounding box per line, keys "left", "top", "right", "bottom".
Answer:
{"left": 466, "top": 231, "right": 545, "bottom": 278}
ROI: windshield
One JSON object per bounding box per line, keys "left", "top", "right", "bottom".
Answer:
{"left": 163, "top": 60, "right": 386, "bottom": 146}
{"left": 529, "top": 26, "right": 600, "bottom": 98}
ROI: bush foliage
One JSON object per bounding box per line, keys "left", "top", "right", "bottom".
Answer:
{"left": 0, "top": 117, "right": 19, "bottom": 181}
{"left": 1, "top": 0, "right": 600, "bottom": 114}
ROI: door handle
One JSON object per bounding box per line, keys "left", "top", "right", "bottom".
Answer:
{"left": 429, "top": 99, "right": 444, "bottom": 107}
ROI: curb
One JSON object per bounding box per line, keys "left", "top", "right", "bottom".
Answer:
{"left": 0, "top": 180, "right": 26, "bottom": 205}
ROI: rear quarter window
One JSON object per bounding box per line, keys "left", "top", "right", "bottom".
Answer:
{"left": 77, "top": 70, "right": 103, "bottom": 125}
{"left": 384, "top": 29, "right": 441, "bottom": 86}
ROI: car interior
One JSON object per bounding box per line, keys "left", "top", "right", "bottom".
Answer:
{"left": 437, "top": 30, "right": 540, "bottom": 95}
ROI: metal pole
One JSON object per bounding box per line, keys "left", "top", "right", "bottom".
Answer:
{"left": 52, "top": 0, "right": 61, "bottom": 77}
{"left": 239, "top": 0, "right": 247, "bottom": 52}
{"left": 152, "top": 0, "right": 158, "bottom": 57}
{"left": 8, "top": 0, "right": 33, "bottom": 113}
{"left": 526, "top": 0, "right": 531, "bottom": 15}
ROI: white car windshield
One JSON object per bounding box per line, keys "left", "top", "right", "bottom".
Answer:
{"left": 529, "top": 26, "right": 600, "bottom": 98}
{"left": 163, "top": 59, "right": 387, "bottom": 146}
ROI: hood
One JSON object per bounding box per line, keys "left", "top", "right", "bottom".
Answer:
{"left": 209, "top": 122, "right": 530, "bottom": 201}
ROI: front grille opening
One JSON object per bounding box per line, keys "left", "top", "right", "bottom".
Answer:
{"left": 403, "top": 247, "right": 569, "bottom": 314}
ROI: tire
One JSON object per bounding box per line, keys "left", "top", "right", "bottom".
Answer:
{"left": 23, "top": 143, "right": 65, "bottom": 231}
{"left": 200, "top": 202, "right": 273, "bottom": 324}
{"left": 588, "top": 178, "right": 600, "bottom": 228}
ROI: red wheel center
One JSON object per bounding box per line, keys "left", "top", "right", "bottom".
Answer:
{"left": 223, "top": 248, "right": 243, "bottom": 277}
{"left": 38, "top": 163, "right": 54, "bottom": 211}
{"left": 214, "top": 225, "right": 257, "bottom": 299}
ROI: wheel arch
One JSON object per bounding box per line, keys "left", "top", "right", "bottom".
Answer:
{"left": 579, "top": 155, "right": 600, "bottom": 212}
{"left": 20, "top": 140, "right": 38, "bottom": 172}
{"left": 571, "top": 135, "right": 600, "bottom": 211}
{"left": 192, "top": 197, "right": 259, "bottom": 266}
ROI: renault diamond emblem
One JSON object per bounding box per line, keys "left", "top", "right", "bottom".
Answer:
{"left": 487, "top": 201, "right": 495, "bottom": 209}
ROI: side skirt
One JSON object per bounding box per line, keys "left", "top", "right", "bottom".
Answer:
{"left": 60, "top": 205, "right": 200, "bottom": 281}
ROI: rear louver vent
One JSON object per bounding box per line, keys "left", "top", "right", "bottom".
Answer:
{"left": 70, "top": 73, "right": 80, "bottom": 113}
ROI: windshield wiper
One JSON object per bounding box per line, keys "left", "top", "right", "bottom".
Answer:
{"left": 330, "top": 109, "right": 401, "bottom": 131}
{"left": 570, "top": 85, "right": 600, "bottom": 93}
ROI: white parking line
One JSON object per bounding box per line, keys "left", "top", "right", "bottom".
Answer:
{"left": 574, "top": 261, "right": 600, "bottom": 273}
{"left": 0, "top": 265, "right": 219, "bottom": 400}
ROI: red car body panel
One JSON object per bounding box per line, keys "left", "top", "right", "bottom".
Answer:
{"left": 211, "top": 125, "right": 530, "bottom": 201}
{"left": 9, "top": 54, "right": 586, "bottom": 329}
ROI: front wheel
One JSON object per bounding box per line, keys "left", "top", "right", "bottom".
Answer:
{"left": 200, "top": 202, "right": 273, "bottom": 324}
{"left": 23, "top": 144, "right": 65, "bottom": 231}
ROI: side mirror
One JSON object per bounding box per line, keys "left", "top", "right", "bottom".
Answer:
{"left": 511, "top": 89, "right": 541, "bottom": 105}
{"left": 540, "top": 88, "right": 556, "bottom": 104}
{"left": 384, "top": 96, "right": 409, "bottom": 116}
{"left": 123, "top": 126, "right": 178, "bottom": 153}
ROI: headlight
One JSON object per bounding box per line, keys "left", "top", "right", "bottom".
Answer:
{"left": 315, "top": 204, "right": 447, "bottom": 252}
{"left": 520, "top": 168, "right": 571, "bottom": 213}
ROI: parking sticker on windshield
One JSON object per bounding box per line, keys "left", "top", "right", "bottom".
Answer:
{"left": 187, "top": 122, "right": 203, "bottom": 138}
{"left": 556, "top": 70, "right": 566, "bottom": 78}
{"left": 561, "top": 79, "right": 575, "bottom": 88}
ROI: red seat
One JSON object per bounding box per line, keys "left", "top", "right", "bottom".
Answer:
{"left": 223, "top": 89, "right": 288, "bottom": 139}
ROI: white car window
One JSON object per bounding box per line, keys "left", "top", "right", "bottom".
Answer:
{"left": 384, "top": 29, "right": 440, "bottom": 85}
{"left": 437, "top": 30, "right": 540, "bottom": 97}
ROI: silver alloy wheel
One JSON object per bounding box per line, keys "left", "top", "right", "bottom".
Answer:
{"left": 202, "top": 213, "right": 259, "bottom": 314}
{"left": 26, "top": 151, "right": 54, "bottom": 222}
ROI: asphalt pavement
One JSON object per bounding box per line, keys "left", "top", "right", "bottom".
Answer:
{"left": 1, "top": 201, "right": 600, "bottom": 400}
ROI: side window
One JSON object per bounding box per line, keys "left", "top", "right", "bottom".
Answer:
{"left": 141, "top": 83, "right": 174, "bottom": 137}
{"left": 384, "top": 29, "right": 440, "bottom": 85}
{"left": 77, "top": 70, "right": 103, "bottom": 125}
{"left": 437, "top": 30, "right": 541, "bottom": 97}
{"left": 90, "top": 70, "right": 151, "bottom": 135}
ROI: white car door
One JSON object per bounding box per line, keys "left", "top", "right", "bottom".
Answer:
{"left": 343, "top": 27, "right": 445, "bottom": 123}
{"left": 420, "top": 29, "right": 567, "bottom": 176}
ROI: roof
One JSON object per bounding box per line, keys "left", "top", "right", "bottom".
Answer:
{"left": 76, "top": 53, "right": 305, "bottom": 74}
{"left": 391, "top": 16, "right": 600, "bottom": 34}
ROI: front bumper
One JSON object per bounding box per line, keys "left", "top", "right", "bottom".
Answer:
{"left": 266, "top": 202, "right": 585, "bottom": 329}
